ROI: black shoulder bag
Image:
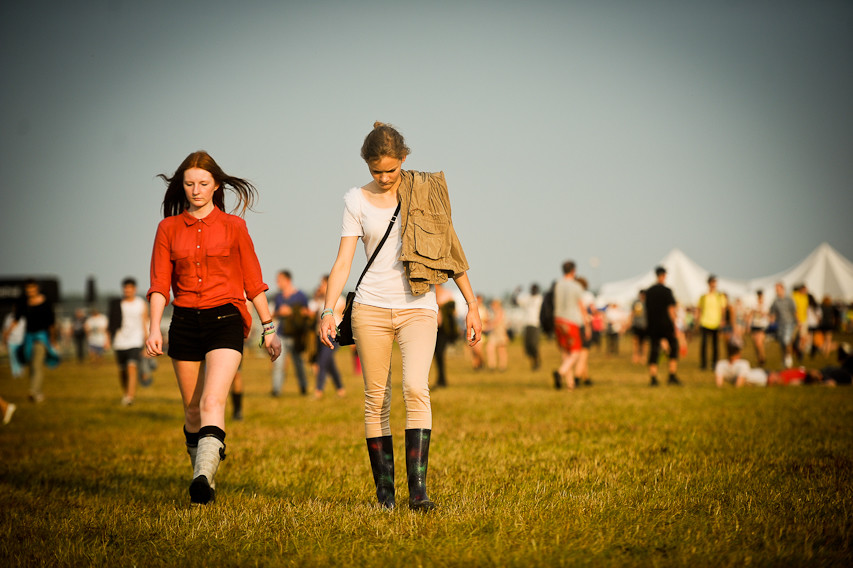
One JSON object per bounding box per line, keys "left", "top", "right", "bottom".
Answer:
{"left": 336, "top": 202, "right": 401, "bottom": 345}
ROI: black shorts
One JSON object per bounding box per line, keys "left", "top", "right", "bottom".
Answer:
{"left": 115, "top": 347, "right": 142, "bottom": 368}
{"left": 631, "top": 326, "right": 647, "bottom": 340}
{"left": 168, "top": 304, "right": 244, "bottom": 362}
{"left": 647, "top": 331, "right": 679, "bottom": 365}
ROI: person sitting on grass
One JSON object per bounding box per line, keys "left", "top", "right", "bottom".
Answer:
{"left": 715, "top": 341, "right": 768, "bottom": 387}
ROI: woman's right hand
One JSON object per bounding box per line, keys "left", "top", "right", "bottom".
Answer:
{"left": 319, "top": 313, "right": 337, "bottom": 349}
{"left": 146, "top": 328, "right": 163, "bottom": 356}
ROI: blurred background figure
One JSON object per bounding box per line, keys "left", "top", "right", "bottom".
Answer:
{"left": 770, "top": 282, "right": 797, "bottom": 368}
{"left": 108, "top": 277, "right": 149, "bottom": 407}
{"left": 817, "top": 296, "right": 838, "bottom": 358}
{"left": 71, "top": 308, "right": 88, "bottom": 363}
{"left": 748, "top": 289, "right": 770, "bottom": 367}
{"left": 515, "top": 283, "right": 543, "bottom": 371}
{"left": 470, "top": 293, "right": 488, "bottom": 371}
{"left": 3, "top": 312, "right": 25, "bottom": 379}
{"left": 271, "top": 270, "right": 310, "bottom": 397}
{"left": 485, "top": 298, "right": 508, "bottom": 372}
{"left": 433, "top": 283, "right": 459, "bottom": 387}
{"left": 311, "top": 275, "right": 346, "bottom": 399}
{"left": 3, "top": 279, "right": 59, "bottom": 403}
{"left": 85, "top": 307, "right": 109, "bottom": 364}
{"left": 697, "top": 275, "right": 726, "bottom": 370}
{"left": 630, "top": 290, "right": 648, "bottom": 364}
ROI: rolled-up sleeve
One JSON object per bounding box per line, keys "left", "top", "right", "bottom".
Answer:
{"left": 236, "top": 218, "right": 268, "bottom": 300}
{"left": 147, "top": 221, "right": 173, "bottom": 302}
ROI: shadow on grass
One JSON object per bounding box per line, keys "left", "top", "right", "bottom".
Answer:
{"left": 0, "top": 464, "right": 357, "bottom": 509}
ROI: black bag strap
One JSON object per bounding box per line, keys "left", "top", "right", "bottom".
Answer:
{"left": 355, "top": 202, "right": 401, "bottom": 291}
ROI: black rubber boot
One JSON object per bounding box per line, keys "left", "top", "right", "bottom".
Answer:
{"left": 405, "top": 429, "right": 436, "bottom": 512}
{"left": 366, "top": 436, "right": 395, "bottom": 509}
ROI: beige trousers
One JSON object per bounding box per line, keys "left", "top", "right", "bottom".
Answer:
{"left": 351, "top": 302, "right": 437, "bottom": 438}
{"left": 29, "top": 341, "right": 46, "bottom": 397}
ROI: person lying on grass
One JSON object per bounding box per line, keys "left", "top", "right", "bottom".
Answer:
{"left": 715, "top": 341, "right": 768, "bottom": 387}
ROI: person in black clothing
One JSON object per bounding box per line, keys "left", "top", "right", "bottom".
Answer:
{"left": 432, "top": 283, "right": 458, "bottom": 388}
{"left": 71, "top": 308, "right": 88, "bottom": 363}
{"left": 644, "top": 267, "right": 681, "bottom": 387}
{"left": 2, "top": 279, "right": 59, "bottom": 403}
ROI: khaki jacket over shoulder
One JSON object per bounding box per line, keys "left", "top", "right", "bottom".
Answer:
{"left": 398, "top": 170, "right": 469, "bottom": 296}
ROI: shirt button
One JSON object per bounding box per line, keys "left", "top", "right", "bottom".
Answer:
{"left": 198, "top": 278, "right": 202, "bottom": 282}
{"left": 197, "top": 245, "right": 200, "bottom": 248}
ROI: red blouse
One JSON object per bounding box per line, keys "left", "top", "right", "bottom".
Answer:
{"left": 147, "top": 207, "right": 268, "bottom": 337}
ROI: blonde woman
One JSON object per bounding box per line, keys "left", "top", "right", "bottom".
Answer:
{"left": 319, "top": 123, "right": 482, "bottom": 511}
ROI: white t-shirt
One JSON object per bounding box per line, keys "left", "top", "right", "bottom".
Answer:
{"left": 113, "top": 296, "right": 146, "bottom": 350}
{"left": 3, "top": 313, "right": 25, "bottom": 344}
{"left": 86, "top": 314, "right": 109, "bottom": 348}
{"left": 515, "top": 292, "right": 543, "bottom": 327}
{"left": 341, "top": 187, "right": 436, "bottom": 312}
{"left": 715, "top": 358, "right": 768, "bottom": 386}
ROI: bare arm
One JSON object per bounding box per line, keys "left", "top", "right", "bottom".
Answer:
{"left": 319, "top": 236, "right": 359, "bottom": 348}
{"left": 145, "top": 292, "right": 167, "bottom": 356}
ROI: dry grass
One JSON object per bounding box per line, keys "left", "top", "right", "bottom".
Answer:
{"left": 1, "top": 334, "right": 851, "bottom": 567}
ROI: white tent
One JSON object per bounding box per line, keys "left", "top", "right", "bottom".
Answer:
{"left": 595, "top": 248, "right": 746, "bottom": 308}
{"left": 595, "top": 243, "right": 853, "bottom": 308}
{"left": 746, "top": 242, "right": 853, "bottom": 303}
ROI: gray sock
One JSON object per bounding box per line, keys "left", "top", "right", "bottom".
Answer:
{"left": 193, "top": 436, "right": 225, "bottom": 489}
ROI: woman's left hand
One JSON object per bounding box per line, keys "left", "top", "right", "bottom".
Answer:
{"left": 466, "top": 307, "right": 483, "bottom": 346}
{"left": 264, "top": 333, "right": 282, "bottom": 361}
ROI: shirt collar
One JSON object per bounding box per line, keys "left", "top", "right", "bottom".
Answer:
{"left": 180, "top": 206, "right": 222, "bottom": 226}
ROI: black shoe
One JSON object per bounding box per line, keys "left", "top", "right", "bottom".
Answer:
{"left": 552, "top": 371, "right": 562, "bottom": 390}
{"left": 574, "top": 377, "right": 580, "bottom": 388}
{"left": 232, "top": 409, "right": 243, "bottom": 421}
{"left": 583, "top": 378, "right": 593, "bottom": 386}
{"left": 668, "top": 375, "right": 682, "bottom": 386}
{"left": 650, "top": 376, "right": 659, "bottom": 387}
{"left": 189, "top": 475, "right": 215, "bottom": 504}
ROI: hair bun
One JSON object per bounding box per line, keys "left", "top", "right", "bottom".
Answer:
{"left": 373, "top": 121, "right": 386, "bottom": 129}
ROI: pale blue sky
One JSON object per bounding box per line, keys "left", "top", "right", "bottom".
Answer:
{"left": 2, "top": 1, "right": 851, "bottom": 299}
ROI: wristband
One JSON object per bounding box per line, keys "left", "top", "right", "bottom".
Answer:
{"left": 262, "top": 321, "right": 276, "bottom": 333}
{"left": 261, "top": 318, "right": 274, "bottom": 325}
{"left": 321, "top": 309, "right": 335, "bottom": 319}
{"left": 258, "top": 327, "right": 276, "bottom": 348}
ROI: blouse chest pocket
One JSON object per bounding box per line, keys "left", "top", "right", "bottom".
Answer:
{"left": 170, "top": 249, "right": 192, "bottom": 270}
{"left": 411, "top": 212, "right": 449, "bottom": 260}
{"left": 206, "top": 246, "right": 232, "bottom": 278}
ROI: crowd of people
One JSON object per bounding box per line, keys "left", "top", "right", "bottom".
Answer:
{"left": 2, "top": 122, "right": 851, "bottom": 510}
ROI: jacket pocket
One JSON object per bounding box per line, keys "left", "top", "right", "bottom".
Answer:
{"left": 411, "top": 213, "right": 449, "bottom": 260}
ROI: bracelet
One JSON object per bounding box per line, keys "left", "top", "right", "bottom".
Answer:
{"left": 258, "top": 327, "right": 276, "bottom": 347}
{"left": 320, "top": 309, "right": 335, "bottom": 319}
{"left": 261, "top": 318, "right": 273, "bottom": 325}
{"left": 262, "top": 321, "right": 276, "bottom": 332}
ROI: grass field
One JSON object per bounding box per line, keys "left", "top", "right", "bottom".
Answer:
{"left": 1, "top": 334, "right": 851, "bottom": 567}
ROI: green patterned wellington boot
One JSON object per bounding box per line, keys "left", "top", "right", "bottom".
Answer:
{"left": 366, "top": 435, "right": 395, "bottom": 509}
{"left": 405, "top": 429, "right": 436, "bottom": 512}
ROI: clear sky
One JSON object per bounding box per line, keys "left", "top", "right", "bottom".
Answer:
{"left": 2, "top": 1, "right": 851, "bottom": 299}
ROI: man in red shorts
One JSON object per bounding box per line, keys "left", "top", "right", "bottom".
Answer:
{"left": 553, "top": 261, "right": 589, "bottom": 390}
